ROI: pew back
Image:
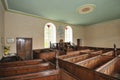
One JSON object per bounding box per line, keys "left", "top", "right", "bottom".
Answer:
{"left": 58, "top": 58, "right": 118, "bottom": 80}
{"left": 0, "top": 59, "right": 43, "bottom": 68}
{"left": 76, "top": 55, "right": 113, "bottom": 70}
{"left": 0, "top": 62, "right": 55, "bottom": 77}
{"left": 58, "top": 49, "right": 92, "bottom": 59}
{"left": 63, "top": 50, "right": 103, "bottom": 63}
{"left": 0, "top": 70, "right": 60, "bottom": 80}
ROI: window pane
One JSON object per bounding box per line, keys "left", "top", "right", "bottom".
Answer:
{"left": 65, "top": 26, "right": 72, "bottom": 43}
{"left": 44, "top": 23, "right": 56, "bottom": 48}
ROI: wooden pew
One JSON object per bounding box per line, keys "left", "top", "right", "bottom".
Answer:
{"left": 33, "top": 49, "right": 56, "bottom": 61}
{"left": 0, "top": 59, "right": 43, "bottom": 68}
{"left": 58, "top": 58, "right": 118, "bottom": 80}
{"left": 75, "top": 51, "right": 114, "bottom": 70}
{"left": 101, "top": 51, "right": 113, "bottom": 56}
{"left": 96, "top": 56, "right": 120, "bottom": 79}
{"left": 64, "top": 54, "right": 89, "bottom": 63}
{"left": 38, "top": 52, "right": 55, "bottom": 61}
{"left": 60, "top": 69, "right": 80, "bottom": 80}
{"left": 0, "top": 62, "right": 55, "bottom": 77}
{"left": 0, "top": 69, "right": 60, "bottom": 80}
{"left": 96, "top": 57, "right": 118, "bottom": 75}
{"left": 89, "top": 50, "right": 103, "bottom": 56}
{"left": 63, "top": 50, "right": 103, "bottom": 63}
{"left": 58, "top": 49, "right": 91, "bottom": 59}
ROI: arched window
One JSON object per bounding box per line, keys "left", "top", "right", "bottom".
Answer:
{"left": 65, "top": 26, "right": 73, "bottom": 43}
{"left": 44, "top": 23, "right": 56, "bottom": 48}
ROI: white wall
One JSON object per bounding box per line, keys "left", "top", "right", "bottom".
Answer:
{"left": 5, "top": 12, "right": 84, "bottom": 53}
{"left": 84, "top": 19, "right": 120, "bottom": 48}
{"left": 5, "top": 9, "right": 120, "bottom": 53}
{"left": 0, "top": 1, "right": 5, "bottom": 59}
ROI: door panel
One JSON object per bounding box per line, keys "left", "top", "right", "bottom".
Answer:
{"left": 16, "top": 38, "right": 32, "bottom": 60}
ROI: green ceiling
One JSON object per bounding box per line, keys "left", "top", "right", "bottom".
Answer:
{"left": 2, "top": 0, "right": 120, "bottom": 26}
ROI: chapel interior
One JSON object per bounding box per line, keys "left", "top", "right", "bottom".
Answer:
{"left": 0, "top": 0, "right": 120, "bottom": 80}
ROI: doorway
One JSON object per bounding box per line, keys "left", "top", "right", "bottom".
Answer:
{"left": 16, "top": 37, "right": 33, "bottom": 60}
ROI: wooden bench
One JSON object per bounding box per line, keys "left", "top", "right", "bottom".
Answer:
{"left": 63, "top": 50, "right": 103, "bottom": 63}
{"left": 0, "top": 69, "right": 60, "bottom": 80}
{"left": 0, "top": 62, "right": 55, "bottom": 77}
{"left": 89, "top": 50, "right": 103, "bottom": 56}
{"left": 76, "top": 51, "right": 114, "bottom": 70}
{"left": 38, "top": 52, "right": 55, "bottom": 61}
{"left": 58, "top": 58, "right": 118, "bottom": 80}
{"left": 64, "top": 54, "right": 89, "bottom": 63}
{"left": 0, "top": 59, "right": 43, "bottom": 68}
{"left": 96, "top": 56, "right": 120, "bottom": 79}
{"left": 58, "top": 49, "right": 92, "bottom": 59}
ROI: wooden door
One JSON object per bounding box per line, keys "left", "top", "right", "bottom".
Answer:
{"left": 16, "top": 37, "right": 33, "bottom": 60}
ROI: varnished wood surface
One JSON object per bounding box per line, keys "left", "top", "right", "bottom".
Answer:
{"left": 58, "top": 49, "right": 119, "bottom": 80}
{"left": 63, "top": 50, "right": 103, "bottom": 63}
{"left": 0, "top": 59, "right": 43, "bottom": 68}
{"left": 0, "top": 62, "right": 55, "bottom": 77}
{"left": 16, "top": 38, "right": 33, "bottom": 60}
{"left": 58, "top": 58, "right": 119, "bottom": 80}
{"left": 33, "top": 49, "right": 55, "bottom": 61}
{"left": 58, "top": 49, "right": 91, "bottom": 59}
{"left": 0, "top": 69, "right": 60, "bottom": 80}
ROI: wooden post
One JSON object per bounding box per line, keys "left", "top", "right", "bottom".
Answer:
{"left": 113, "top": 44, "right": 117, "bottom": 57}
{"left": 55, "top": 50, "right": 59, "bottom": 69}
{"left": 77, "top": 39, "right": 80, "bottom": 50}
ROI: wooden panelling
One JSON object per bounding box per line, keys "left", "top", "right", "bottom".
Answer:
{"left": 58, "top": 59, "right": 118, "bottom": 80}
{"left": 76, "top": 55, "right": 113, "bottom": 70}
{"left": 16, "top": 38, "right": 33, "bottom": 60}
{"left": 37, "top": 52, "right": 55, "bottom": 61}
{"left": 58, "top": 49, "right": 91, "bottom": 59}
{"left": 0, "top": 59, "right": 43, "bottom": 68}
{"left": 33, "top": 49, "right": 56, "bottom": 61}
{"left": 96, "top": 57, "right": 118, "bottom": 75}
{"left": 64, "top": 54, "right": 89, "bottom": 63}
{"left": 0, "top": 70, "right": 60, "bottom": 80}
{"left": 64, "top": 50, "right": 103, "bottom": 63}
{"left": 0, "top": 62, "right": 55, "bottom": 77}
{"left": 60, "top": 69, "right": 79, "bottom": 80}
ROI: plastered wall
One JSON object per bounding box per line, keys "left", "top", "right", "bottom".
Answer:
{"left": 0, "top": 1, "right": 4, "bottom": 59}
{"left": 5, "top": 12, "right": 84, "bottom": 53}
{"left": 84, "top": 19, "right": 120, "bottom": 48}
{"left": 4, "top": 10, "right": 120, "bottom": 54}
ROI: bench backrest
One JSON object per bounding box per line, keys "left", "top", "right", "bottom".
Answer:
{"left": 0, "top": 62, "right": 55, "bottom": 77}
{"left": 0, "top": 59, "right": 43, "bottom": 68}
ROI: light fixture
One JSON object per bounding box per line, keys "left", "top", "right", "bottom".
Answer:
{"left": 77, "top": 4, "right": 96, "bottom": 14}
